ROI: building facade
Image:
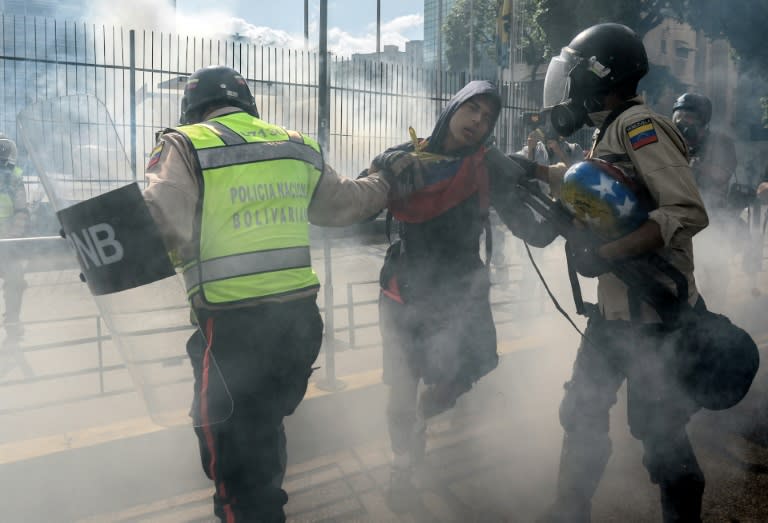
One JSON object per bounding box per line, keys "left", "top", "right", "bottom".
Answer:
{"left": 643, "top": 19, "right": 738, "bottom": 127}
{"left": 423, "top": 0, "right": 456, "bottom": 69}
{"left": 0, "top": 0, "right": 87, "bottom": 19}
{"left": 352, "top": 41, "right": 424, "bottom": 66}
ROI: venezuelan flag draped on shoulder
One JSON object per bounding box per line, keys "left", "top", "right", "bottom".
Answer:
{"left": 370, "top": 80, "right": 558, "bottom": 304}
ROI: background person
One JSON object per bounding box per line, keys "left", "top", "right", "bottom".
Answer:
{"left": 672, "top": 92, "right": 746, "bottom": 309}
{"left": 0, "top": 134, "right": 29, "bottom": 339}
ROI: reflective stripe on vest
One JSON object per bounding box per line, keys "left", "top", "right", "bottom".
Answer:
{"left": 175, "top": 112, "right": 322, "bottom": 304}
{"left": 182, "top": 246, "right": 311, "bottom": 291}
{"left": 196, "top": 140, "right": 323, "bottom": 172}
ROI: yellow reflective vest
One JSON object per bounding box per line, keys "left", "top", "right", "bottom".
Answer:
{"left": 175, "top": 112, "right": 323, "bottom": 304}
{"left": 0, "top": 167, "right": 23, "bottom": 222}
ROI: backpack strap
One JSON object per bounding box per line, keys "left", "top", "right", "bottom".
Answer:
{"left": 476, "top": 149, "right": 492, "bottom": 268}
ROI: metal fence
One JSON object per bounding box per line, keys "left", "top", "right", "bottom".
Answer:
{"left": 0, "top": 14, "right": 555, "bottom": 196}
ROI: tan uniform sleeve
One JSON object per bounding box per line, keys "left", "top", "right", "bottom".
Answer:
{"left": 142, "top": 133, "right": 200, "bottom": 252}
{"left": 308, "top": 164, "right": 390, "bottom": 226}
{"left": 622, "top": 115, "right": 708, "bottom": 246}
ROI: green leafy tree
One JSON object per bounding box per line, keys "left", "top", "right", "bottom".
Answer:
{"left": 518, "top": 0, "right": 549, "bottom": 74}
{"left": 444, "top": 0, "right": 499, "bottom": 72}
{"left": 443, "top": 0, "right": 551, "bottom": 75}
{"left": 684, "top": 1, "right": 768, "bottom": 125}
{"left": 535, "top": 0, "right": 687, "bottom": 51}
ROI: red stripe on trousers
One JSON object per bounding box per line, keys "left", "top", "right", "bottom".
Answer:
{"left": 199, "top": 317, "right": 235, "bottom": 523}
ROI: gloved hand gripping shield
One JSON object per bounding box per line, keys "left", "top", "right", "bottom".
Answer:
{"left": 17, "top": 95, "right": 232, "bottom": 427}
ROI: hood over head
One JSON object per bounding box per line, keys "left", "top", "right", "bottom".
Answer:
{"left": 426, "top": 80, "right": 502, "bottom": 155}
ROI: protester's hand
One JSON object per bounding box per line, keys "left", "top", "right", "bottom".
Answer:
{"left": 757, "top": 181, "right": 768, "bottom": 203}
{"left": 371, "top": 150, "right": 425, "bottom": 198}
{"left": 567, "top": 240, "right": 611, "bottom": 278}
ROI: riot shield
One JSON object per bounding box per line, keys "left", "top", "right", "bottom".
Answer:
{"left": 17, "top": 94, "right": 232, "bottom": 427}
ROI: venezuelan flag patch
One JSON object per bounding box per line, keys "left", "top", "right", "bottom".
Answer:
{"left": 626, "top": 118, "right": 658, "bottom": 150}
{"left": 146, "top": 142, "right": 164, "bottom": 169}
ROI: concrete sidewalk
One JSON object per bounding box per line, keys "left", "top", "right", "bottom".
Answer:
{"left": 3, "top": 333, "right": 767, "bottom": 523}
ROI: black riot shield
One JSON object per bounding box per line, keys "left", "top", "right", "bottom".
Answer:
{"left": 17, "top": 94, "right": 232, "bottom": 427}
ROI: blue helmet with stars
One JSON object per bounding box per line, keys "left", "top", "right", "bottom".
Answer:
{"left": 559, "top": 159, "right": 649, "bottom": 239}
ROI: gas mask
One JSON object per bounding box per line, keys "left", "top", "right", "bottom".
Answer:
{"left": 672, "top": 110, "right": 706, "bottom": 149}
{"left": 675, "top": 123, "right": 704, "bottom": 147}
{"left": 543, "top": 49, "right": 607, "bottom": 137}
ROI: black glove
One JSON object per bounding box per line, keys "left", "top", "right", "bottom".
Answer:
{"left": 567, "top": 240, "right": 611, "bottom": 278}
{"left": 371, "top": 150, "right": 425, "bottom": 197}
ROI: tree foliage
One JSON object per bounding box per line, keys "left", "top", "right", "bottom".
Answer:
{"left": 443, "top": 0, "right": 551, "bottom": 75}
{"left": 535, "top": 0, "right": 687, "bottom": 54}
{"left": 684, "top": 0, "right": 768, "bottom": 78}
{"left": 444, "top": 0, "right": 499, "bottom": 73}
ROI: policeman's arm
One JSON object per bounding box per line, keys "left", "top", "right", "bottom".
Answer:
{"left": 597, "top": 220, "right": 664, "bottom": 261}
{"left": 623, "top": 124, "right": 709, "bottom": 248}
{"left": 142, "top": 135, "right": 200, "bottom": 252}
{"left": 307, "top": 164, "right": 389, "bottom": 227}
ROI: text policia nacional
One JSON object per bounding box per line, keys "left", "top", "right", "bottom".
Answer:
{"left": 229, "top": 181, "right": 310, "bottom": 229}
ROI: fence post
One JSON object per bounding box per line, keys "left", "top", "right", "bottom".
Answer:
{"left": 129, "top": 29, "right": 137, "bottom": 181}
{"left": 347, "top": 283, "right": 356, "bottom": 349}
{"left": 96, "top": 316, "right": 105, "bottom": 394}
{"left": 315, "top": 0, "right": 345, "bottom": 392}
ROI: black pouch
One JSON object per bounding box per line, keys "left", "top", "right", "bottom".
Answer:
{"left": 674, "top": 308, "right": 760, "bottom": 411}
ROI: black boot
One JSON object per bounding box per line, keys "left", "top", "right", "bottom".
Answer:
{"left": 659, "top": 475, "right": 704, "bottom": 523}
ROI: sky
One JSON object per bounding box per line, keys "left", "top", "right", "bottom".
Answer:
{"left": 172, "top": 0, "right": 425, "bottom": 56}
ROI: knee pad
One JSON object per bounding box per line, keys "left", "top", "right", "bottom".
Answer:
{"left": 559, "top": 382, "right": 611, "bottom": 434}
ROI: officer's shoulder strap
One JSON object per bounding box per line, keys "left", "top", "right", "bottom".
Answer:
{"left": 155, "top": 127, "right": 177, "bottom": 142}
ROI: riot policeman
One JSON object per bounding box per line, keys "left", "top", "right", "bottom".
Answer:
{"left": 0, "top": 134, "right": 29, "bottom": 338}
{"left": 540, "top": 24, "right": 710, "bottom": 522}
{"left": 143, "top": 65, "right": 411, "bottom": 522}
{"left": 672, "top": 92, "right": 739, "bottom": 212}
{"left": 672, "top": 93, "right": 748, "bottom": 308}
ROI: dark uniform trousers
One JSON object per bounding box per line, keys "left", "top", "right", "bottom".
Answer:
{"left": 187, "top": 297, "right": 323, "bottom": 523}
{"left": 556, "top": 313, "right": 704, "bottom": 523}
{"left": 0, "top": 258, "right": 25, "bottom": 323}
{"left": 379, "top": 269, "right": 498, "bottom": 459}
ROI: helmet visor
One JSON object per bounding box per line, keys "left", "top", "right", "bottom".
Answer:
{"left": 543, "top": 48, "right": 581, "bottom": 109}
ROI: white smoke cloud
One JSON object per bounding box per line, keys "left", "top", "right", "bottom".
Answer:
{"left": 84, "top": 0, "right": 423, "bottom": 57}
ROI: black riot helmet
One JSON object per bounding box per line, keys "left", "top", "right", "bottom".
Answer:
{"left": 672, "top": 93, "right": 712, "bottom": 125}
{"left": 543, "top": 23, "right": 649, "bottom": 137}
{"left": 672, "top": 93, "right": 712, "bottom": 149}
{"left": 0, "top": 133, "right": 18, "bottom": 170}
{"left": 179, "top": 65, "right": 259, "bottom": 125}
